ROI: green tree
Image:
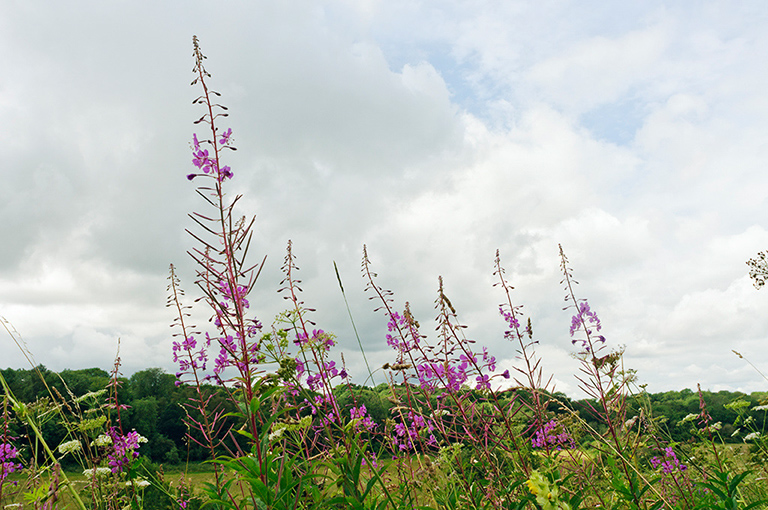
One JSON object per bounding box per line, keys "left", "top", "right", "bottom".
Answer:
{"left": 129, "top": 368, "right": 173, "bottom": 402}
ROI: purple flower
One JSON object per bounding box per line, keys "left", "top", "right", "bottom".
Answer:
{"left": 190, "top": 131, "right": 235, "bottom": 182}
{"left": 651, "top": 447, "right": 686, "bottom": 474}
{"left": 475, "top": 374, "right": 491, "bottom": 390}
{"left": 570, "top": 301, "right": 601, "bottom": 337}
{"left": 107, "top": 428, "right": 144, "bottom": 474}
{"left": 350, "top": 405, "right": 376, "bottom": 431}
{"left": 0, "top": 442, "right": 22, "bottom": 481}
{"left": 500, "top": 306, "right": 521, "bottom": 332}
{"left": 531, "top": 420, "right": 575, "bottom": 450}
{"left": 219, "top": 127, "right": 233, "bottom": 145}
{"left": 294, "top": 332, "right": 309, "bottom": 347}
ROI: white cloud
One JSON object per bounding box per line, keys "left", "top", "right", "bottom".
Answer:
{"left": 527, "top": 26, "right": 669, "bottom": 114}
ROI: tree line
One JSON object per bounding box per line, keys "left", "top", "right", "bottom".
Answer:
{"left": 1, "top": 365, "right": 766, "bottom": 467}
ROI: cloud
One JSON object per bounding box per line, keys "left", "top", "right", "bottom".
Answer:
{"left": 526, "top": 26, "right": 669, "bottom": 114}
{"left": 1, "top": 2, "right": 767, "bottom": 399}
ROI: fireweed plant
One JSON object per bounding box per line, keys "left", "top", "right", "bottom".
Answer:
{"left": 1, "top": 36, "right": 767, "bottom": 509}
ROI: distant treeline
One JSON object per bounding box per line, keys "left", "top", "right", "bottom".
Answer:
{"left": 1, "top": 365, "right": 766, "bottom": 466}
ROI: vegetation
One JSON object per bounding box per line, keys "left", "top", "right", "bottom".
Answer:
{"left": 1, "top": 36, "right": 767, "bottom": 509}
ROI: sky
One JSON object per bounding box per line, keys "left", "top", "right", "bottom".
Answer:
{"left": 2, "top": 1, "right": 768, "bottom": 398}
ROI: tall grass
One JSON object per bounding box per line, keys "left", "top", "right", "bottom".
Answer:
{"left": 2, "top": 37, "right": 768, "bottom": 510}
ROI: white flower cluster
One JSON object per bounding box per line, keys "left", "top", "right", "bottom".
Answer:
{"left": 74, "top": 389, "right": 107, "bottom": 403}
{"left": 92, "top": 434, "right": 112, "bottom": 447}
{"left": 678, "top": 413, "right": 698, "bottom": 425}
{"left": 126, "top": 479, "right": 151, "bottom": 488}
{"left": 704, "top": 422, "right": 723, "bottom": 433}
{"left": 268, "top": 426, "right": 286, "bottom": 442}
{"left": 83, "top": 467, "right": 112, "bottom": 478}
{"left": 744, "top": 432, "right": 762, "bottom": 442}
{"left": 752, "top": 404, "right": 768, "bottom": 412}
{"left": 58, "top": 439, "right": 82, "bottom": 455}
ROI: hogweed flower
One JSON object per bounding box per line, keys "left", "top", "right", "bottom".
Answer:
{"left": 82, "top": 467, "right": 112, "bottom": 479}
{"left": 678, "top": 413, "right": 698, "bottom": 425}
{"left": 57, "top": 439, "right": 82, "bottom": 456}
{"left": 92, "top": 434, "right": 113, "bottom": 447}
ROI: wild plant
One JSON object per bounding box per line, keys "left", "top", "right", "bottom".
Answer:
{"left": 556, "top": 244, "right": 663, "bottom": 508}
{"left": 361, "top": 248, "right": 551, "bottom": 508}
{"left": 172, "top": 36, "right": 388, "bottom": 510}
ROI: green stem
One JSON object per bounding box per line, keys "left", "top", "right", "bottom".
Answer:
{"left": 334, "top": 261, "right": 376, "bottom": 386}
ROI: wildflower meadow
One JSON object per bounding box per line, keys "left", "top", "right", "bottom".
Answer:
{"left": 2, "top": 37, "right": 768, "bottom": 510}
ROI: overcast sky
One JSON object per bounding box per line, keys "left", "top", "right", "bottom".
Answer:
{"left": 2, "top": 1, "right": 768, "bottom": 398}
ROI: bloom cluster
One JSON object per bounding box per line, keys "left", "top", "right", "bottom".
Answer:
{"left": 0, "top": 442, "right": 22, "bottom": 482}
{"left": 188, "top": 130, "right": 234, "bottom": 182}
{"left": 650, "top": 447, "right": 687, "bottom": 475}
{"left": 416, "top": 361, "right": 468, "bottom": 393}
{"left": 415, "top": 346, "right": 503, "bottom": 392}
{"left": 385, "top": 311, "right": 421, "bottom": 356}
{"left": 172, "top": 335, "right": 208, "bottom": 383}
{"left": 294, "top": 328, "right": 335, "bottom": 351}
{"left": 531, "top": 420, "right": 575, "bottom": 450}
{"left": 384, "top": 301, "right": 502, "bottom": 393}
{"left": 218, "top": 280, "right": 250, "bottom": 313}
{"left": 107, "top": 429, "right": 146, "bottom": 474}
{"left": 350, "top": 405, "right": 376, "bottom": 432}
{"left": 650, "top": 447, "right": 692, "bottom": 504}
{"left": 293, "top": 329, "right": 347, "bottom": 393}
{"left": 500, "top": 305, "right": 532, "bottom": 341}
{"left": 392, "top": 411, "right": 436, "bottom": 452}
{"left": 569, "top": 301, "right": 605, "bottom": 351}
{"left": 207, "top": 321, "right": 263, "bottom": 379}
{"left": 57, "top": 439, "right": 82, "bottom": 456}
